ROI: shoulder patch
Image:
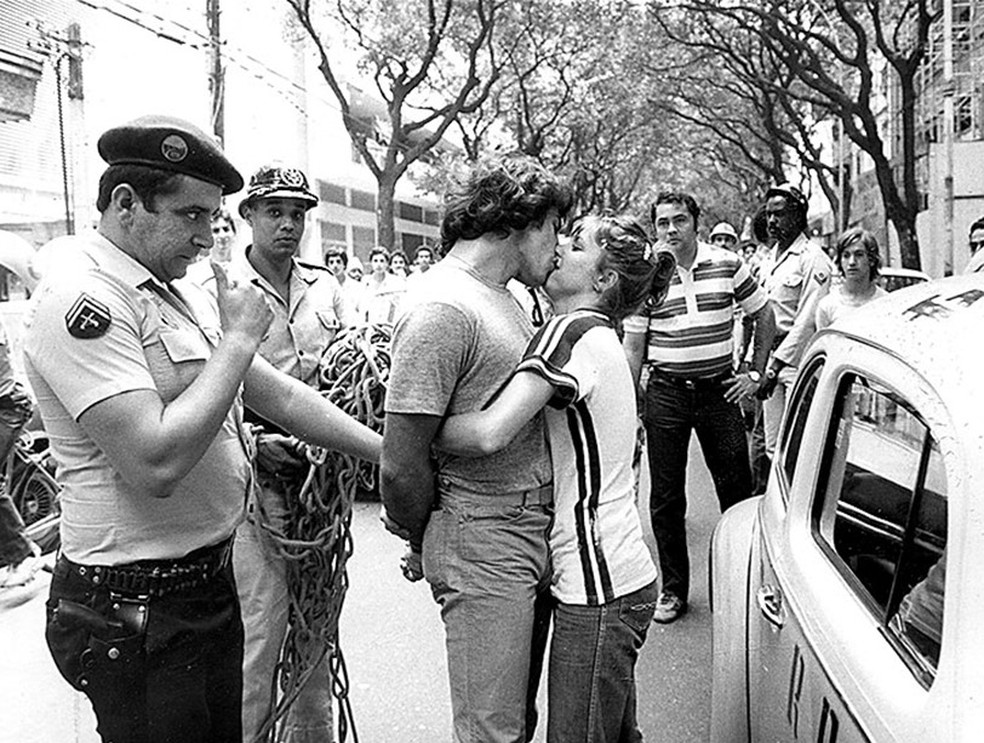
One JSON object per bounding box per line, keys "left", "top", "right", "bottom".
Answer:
{"left": 66, "top": 293, "right": 112, "bottom": 339}
{"left": 814, "top": 270, "right": 829, "bottom": 285}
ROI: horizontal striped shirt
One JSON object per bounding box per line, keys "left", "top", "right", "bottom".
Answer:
{"left": 624, "top": 242, "right": 767, "bottom": 378}
{"left": 520, "top": 309, "right": 657, "bottom": 605}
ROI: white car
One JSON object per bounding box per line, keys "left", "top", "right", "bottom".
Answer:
{"left": 878, "top": 266, "right": 931, "bottom": 293}
{"left": 710, "top": 274, "right": 984, "bottom": 742}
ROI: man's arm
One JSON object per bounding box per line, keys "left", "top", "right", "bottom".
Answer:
{"left": 380, "top": 413, "right": 442, "bottom": 547}
{"left": 78, "top": 267, "right": 271, "bottom": 497}
{"left": 622, "top": 329, "right": 647, "bottom": 389}
{"left": 725, "top": 302, "right": 776, "bottom": 403}
{"left": 243, "top": 356, "right": 381, "bottom": 463}
{"left": 748, "top": 300, "right": 777, "bottom": 374}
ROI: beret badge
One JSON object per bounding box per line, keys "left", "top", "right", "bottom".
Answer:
{"left": 161, "top": 134, "right": 189, "bottom": 163}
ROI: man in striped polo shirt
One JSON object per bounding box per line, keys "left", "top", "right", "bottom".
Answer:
{"left": 624, "top": 191, "right": 776, "bottom": 624}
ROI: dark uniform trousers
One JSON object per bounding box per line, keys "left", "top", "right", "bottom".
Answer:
{"left": 45, "top": 539, "right": 243, "bottom": 743}
{"left": 643, "top": 371, "right": 753, "bottom": 603}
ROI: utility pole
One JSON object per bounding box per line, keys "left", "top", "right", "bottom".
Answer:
{"left": 30, "top": 21, "right": 86, "bottom": 236}
{"left": 942, "top": 0, "right": 955, "bottom": 275}
{"left": 207, "top": 0, "right": 224, "bottom": 144}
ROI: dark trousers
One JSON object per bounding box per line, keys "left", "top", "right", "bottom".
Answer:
{"left": 45, "top": 555, "right": 244, "bottom": 742}
{"left": 643, "top": 376, "right": 753, "bottom": 603}
{"left": 0, "top": 490, "right": 31, "bottom": 567}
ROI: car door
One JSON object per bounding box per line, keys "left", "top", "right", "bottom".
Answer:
{"left": 748, "top": 346, "right": 949, "bottom": 742}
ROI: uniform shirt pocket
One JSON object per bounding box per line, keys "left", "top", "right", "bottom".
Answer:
{"left": 781, "top": 273, "right": 804, "bottom": 289}
{"left": 145, "top": 328, "right": 210, "bottom": 401}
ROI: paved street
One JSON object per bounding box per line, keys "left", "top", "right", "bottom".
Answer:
{"left": 0, "top": 435, "right": 720, "bottom": 742}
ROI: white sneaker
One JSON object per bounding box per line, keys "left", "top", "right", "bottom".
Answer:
{"left": 0, "top": 542, "right": 42, "bottom": 589}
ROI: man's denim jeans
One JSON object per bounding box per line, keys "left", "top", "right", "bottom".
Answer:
{"left": 643, "top": 377, "right": 752, "bottom": 603}
{"left": 423, "top": 488, "right": 552, "bottom": 743}
{"left": 547, "top": 581, "right": 658, "bottom": 743}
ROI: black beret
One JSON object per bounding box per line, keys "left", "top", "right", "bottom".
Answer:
{"left": 97, "top": 114, "right": 244, "bottom": 195}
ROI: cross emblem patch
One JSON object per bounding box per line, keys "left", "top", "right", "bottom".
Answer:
{"left": 66, "top": 294, "right": 111, "bottom": 339}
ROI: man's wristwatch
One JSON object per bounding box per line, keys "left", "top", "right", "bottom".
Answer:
{"left": 765, "top": 367, "right": 778, "bottom": 381}
{"left": 748, "top": 370, "right": 762, "bottom": 384}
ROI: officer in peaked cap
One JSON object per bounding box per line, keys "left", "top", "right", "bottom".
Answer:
{"left": 221, "top": 163, "right": 347, "bottom": 740}
{"left": 237, "top": 164, "right": 318, "bottom": 217}
{"left": 23, "top": 118, "right": 380, "bottom": 741}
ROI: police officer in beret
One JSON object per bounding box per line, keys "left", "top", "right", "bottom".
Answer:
{"left": 216, "top": 165, "right": 348, "bottom": 741}
{"left": 23, "top": 115, "right": 380, "bottom": 742}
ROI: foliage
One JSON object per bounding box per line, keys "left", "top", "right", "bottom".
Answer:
{"left": 650, "top": 0, "right": 937, "bottom": 268}
{"left": 286, "top": 0, "right": 502, "bottom": 249}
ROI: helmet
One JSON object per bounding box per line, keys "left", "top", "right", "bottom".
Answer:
{"left": 709, "top": 222, "right": 738, "bottom": 241}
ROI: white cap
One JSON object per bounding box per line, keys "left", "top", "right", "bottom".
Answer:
{"left": 710, "top": 222, "right": 738, "bottom": 240}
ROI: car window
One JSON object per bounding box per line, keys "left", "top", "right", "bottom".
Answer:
{"left": 778, "top": 358, "right": 824, "bottom": 498}
{"left": 813, "top": 374, "right": 947, "bottom": 687}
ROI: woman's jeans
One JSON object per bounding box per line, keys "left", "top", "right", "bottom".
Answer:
{"left": 548, "top": 581, "right": 658, "bottom": 743}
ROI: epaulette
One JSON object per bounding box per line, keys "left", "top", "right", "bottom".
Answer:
{"left": 296, "top": 260, "right": 331, "bottom": 273}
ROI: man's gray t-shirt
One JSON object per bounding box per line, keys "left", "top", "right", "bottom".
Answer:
{"left": 386, "top": 260, "right": 551, "bottom": 494}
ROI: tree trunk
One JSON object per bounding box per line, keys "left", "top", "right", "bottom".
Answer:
{"left": 376, "top": 174, "right": 398, "bottom": 251}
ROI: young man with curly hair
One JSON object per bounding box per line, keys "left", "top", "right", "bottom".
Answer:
{"left": 381, "top": 156, "right": 572, "bottom": 742}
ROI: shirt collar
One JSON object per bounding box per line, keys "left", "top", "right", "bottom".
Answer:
{"left": 85, "top": 230, "right": 159, "bottom": 289}
{"left": 688, "top": 241, "right": 715, "bottom": 268}
{"left": 240, "top": 244, "right": 310, "bottom": 286}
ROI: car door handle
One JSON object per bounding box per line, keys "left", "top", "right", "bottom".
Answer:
{"left": 757, "top": 584, "right": 785, "bottom": 628}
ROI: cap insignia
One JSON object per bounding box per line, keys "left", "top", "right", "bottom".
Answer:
{"left": 161, "top": 134, "right": 189, "bottom": 163}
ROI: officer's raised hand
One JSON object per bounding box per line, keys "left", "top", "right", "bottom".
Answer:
{"left": 211, "top": 261, "right": 273, "bottom": 343}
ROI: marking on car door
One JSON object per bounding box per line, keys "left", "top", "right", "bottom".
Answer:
{"left": 818, "top": 696, "right": 840, "bottom": 742}
{"left": 787, "top": 644, "right": 805, "bottom": 737}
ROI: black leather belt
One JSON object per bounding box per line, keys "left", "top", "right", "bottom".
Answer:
{"left": 649, "top": 368, "right": 731, "bottom": 391}
{"left": 59, "top": 536, "right": 233, "bottom": 598}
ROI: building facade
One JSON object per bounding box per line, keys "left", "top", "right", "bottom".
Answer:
{"left": 0, "top": 0, "right": 441, "bottom": 269}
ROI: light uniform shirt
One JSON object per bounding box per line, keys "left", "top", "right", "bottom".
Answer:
{"left": 22, "top": 232, "right": 253, "bottom": 565}
{"left": 520, "top": 309, "right": 657, "bottom": 605}
{"left": 361, "top": 272, "right": 407, "bottom": 325}
{"left": 624, "top": 242, "right": 767, "bottom": 378}
{"left": 761, "top": 232, "right": 833, "bottom": 368}
{"left": 386, "top": 259, "right": 551, "bottom": 495}
{"left": 210, "top": 249, "right": 348, "bottom": 385}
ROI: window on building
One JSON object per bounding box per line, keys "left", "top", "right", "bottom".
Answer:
{"left": 318, "top": 181, "right": 347, "bottom": 205}
{"left": 956, "top": 94, "right": 973, "bottom": 136}
{"left": 399, "top": 202, "right": 424, "bottom": 223}
{"left": 813, "top": 374, "right": 947, "bottom": 687}
{"left": 402, "top": 233, "right": 425, "bottom": 253}
{"left": 350, "top": 190, "right": 376, "bottom": 212}
{"left": 320, "top": 221, "right": 346, "bottom": 246}
{"left": 424, "top": 209, "right": 440, "bottom": 226}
